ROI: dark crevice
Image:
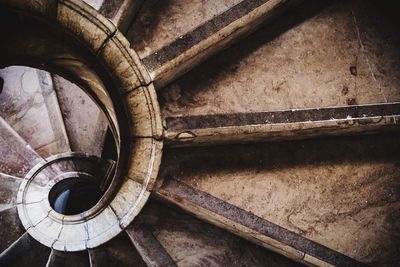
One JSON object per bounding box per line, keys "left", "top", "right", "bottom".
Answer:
{"left": 101, "top": 127, "right": 118, "bottom": 161}
{"left": 0, "top": 76, "right": 4, "bottom": 95}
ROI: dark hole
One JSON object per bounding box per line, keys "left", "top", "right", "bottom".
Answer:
{"left": 0, "top": 76, "right": 3, "bottom": 94}
{"left": 101, "top": 127, "right": 117, "bottom": 161}
{"left": 48, "top": 177, "right": 102, "bottom": 215}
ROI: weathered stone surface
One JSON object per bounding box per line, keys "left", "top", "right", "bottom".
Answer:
{"left": 0, "top": 66, "right": 70, "bottom": 157}
{"left": 16, "top": 155, "right": 119, "bottom": 252}
{"left": 97, "top": 31, "right": 150, "bottom": 94}
{"left": 86, "top": 206, "right": 120, "bottom": 248}
{"left": 127, "top": 0, "right": 243, "bottom": 58}
{"left": 53, "top": 75, "right": 108, "bottom": 157}
{"left": 110, "top": 178, "right": 147, "bottom": 228}
{"left": 19, "top": 200, "right": 48, "bottom": 229}
{"left": 129, "top": 0, "right": 292, "bottom": 88}
{"left": 0, "top": 233, "right": 51, "bottom": 267}
{"left": 0, "top": 117, "right": 42, "bottom": 177}
{"left": 89, "top": 232, "right": 147, "bottom": 267}
{"left": 126, "top": 138, "right": 163, "bottom": 192}
{"left": 57, "top": 0, "right": 116, "bottom": 54}
{"left": 0, "top": 174, "right": 22, "bottom": 212}
{"left": 33, "top": 217, "right": 63, "bottom": 249}
{"left": 53, "top": 223, "right": 89, "bottom": 251}
{"left": 83, "top": 0, "right": 144, "bottom": 33}
{"left": 159, "top": 133, "right": 400, "bottom": 265}
{"left": 48, "top": 56, "right": 119, "bottom": 136}
{"left": 160, "top": 0, "right": 400, "bottom": 116}
{"left": 124, "top": 85, "right": 163, "bottom": 138}
{"left": 133, "top": 201, "right": 302, "bottom": 267}
{"left": 164, "top": 104, "right": 400, "bottom": 146}
{"left": 0, "top": 207, "right": 25, "bottom": 253}
{"left": 9, "top": 0, "right": 398, "bottom": 265}
{"left": 46, "top": 250, "right": 90, "bottom": 267}
{"left": 22, "top": 181, "right": 45, "bottom": 204}
{"left": 156, "top": 179, "right": 306, "bottom": 263}
{"left": 126, "top": 224, "right": 177, "bottom": 267}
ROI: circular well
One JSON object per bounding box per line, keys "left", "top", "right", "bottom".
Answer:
{"left": 48, "top": 177, "right": 102, "bottom": 215}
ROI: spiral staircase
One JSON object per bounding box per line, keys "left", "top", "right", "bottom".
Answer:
{"left": 0, "top": 0, "right": 399, "bottom": 266}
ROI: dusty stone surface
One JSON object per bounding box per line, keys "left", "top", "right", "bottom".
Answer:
{"left": 160, "top": 0, "right": 400, "bottom": 117}
{"left": 160, "top": 133, "right": 400, "bottom": 265}
{"left": 2, "top": 0, "right": 399, "bottom": 265}
{"left": 110, "top": 178, "right": 143, "bottom": 222}
{"left": 0, "top": 174, "right": 21, "bottom": 212}
{"left": 126, "top": 138, "right": 163, "bottom": 191}
{"left": 0, "top": 117, "right": 42, "bottom": 177}
{"left": 138, "top": 0, "right": 291, "bottom": 89}
{"left": 0, "top": 207, "right": 25, "bottom": 252}
{"left": 126, "top": 222, "right": 177, "bottom": 266}
{"left": 0, "top": 66, "right": 70, "bottom": 157}
{"left": 83, "top": 0, "right": 140, "bottom": 33}
{"left": 57, "top": 0, "right": 117, "bottom": 54}
{"left": 53, "top": 74, "right": 108, "bottom": 157}
{"left": 125, "top": 85, "right": 163, "bottom": 138}
{"left": 127, "top": 0, "right": 242, "bottom": 58}
{"left": 139, "top": 201, "right": 301, "bottom": 267}
{"left": 164, "top": 104, "right": 400, "bottom": 147}
{"left": 47, "top": 250, "right": 90, "bottom": 267}
{"left": 4, "top": 234, "right": 51, "bottom": 267}
{"left": 90, "top": 232, "right": 147, "bottom": 267}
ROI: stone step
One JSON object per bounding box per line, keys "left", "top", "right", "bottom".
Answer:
{"left": 127, "top": 0, "right": 296, "bottom": 88}
{"left": 0, "top": 66, "right": 70, "bottom": 158}
{"left": 156, "top": 133, "right": 400, "bottom": 266}
{"left": 53, "top": 75, "right": 108, "bottom": 158}
{"left": 0, "top": 232, "right": 50, "bottom": 267}
{"left": 0, "top": 116, "right": 43, "bottom": 177}
{"left": 0, "top": 207, "right": 25, "bottom": 254}
{"left": 45, "top": 250, "right": 90, "bottom": 267}
{"left": 0, "top": 173, "right": 22, "bottom": 213}
{"left": 88, "top": 232, "right": 146, "bottom": 267}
